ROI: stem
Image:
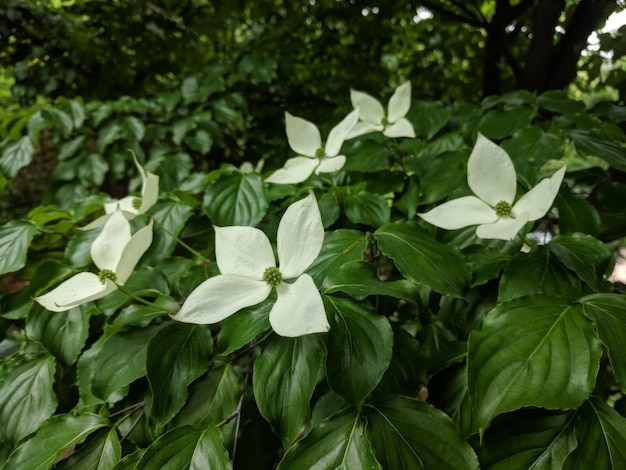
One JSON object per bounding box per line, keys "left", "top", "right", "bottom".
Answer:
{"left": 116, "top": 284, "right": 176, "bottom": 314}
{"left": 152, "top": 218, "right": 209, "bottom": 262}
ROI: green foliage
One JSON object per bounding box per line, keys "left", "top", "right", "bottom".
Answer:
{"left": 2, "top": 56, "right": 626, "bottom": 469}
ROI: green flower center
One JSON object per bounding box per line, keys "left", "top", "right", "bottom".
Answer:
{"left": 494, "top": 200, "right": 512, "bottom": 217}
{"left": 315, "top": 148, "right": 325, "bottom": 158}
{"left": 381, "top": 116, "right": 390, "bottom": 126}
{"left": 98, "top": 269, "right": 117, "bottom": 284}
{"left": 132, "top": 197, "right": 143, "bottom": 210}
{"left": 262, "top": 266, "right": 283, "bottom": 287}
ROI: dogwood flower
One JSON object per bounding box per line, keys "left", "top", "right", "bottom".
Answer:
{"left": 347, "top": 82, "right": 415, "bottom": 138}
{"left": 81, "top": 154, "right": 159, "bottom": 229}
{"left": 418, "top": 134, "right": 566, "bottom": 240}
{"left": 265, "top": 109, "right": 359, "bottom": 184}
{"left": 173, "top": 192, "right": 329, "bottom": 337}
{"left": 35, "top": 211, "right": 154, "bottom": 312}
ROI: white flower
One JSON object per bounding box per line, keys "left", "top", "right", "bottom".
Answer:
{"left": 347, "top": 82, "right": 415, "bottom": 139}
{"left": 418, "top": 134, "right": 566, "bottom": 241}
{"left": 35, "top": 211, "right": 154, "bottom": 312}
{"left": 265, "top": 109, "right": 359, "bottom": 184}
{"left": 172, "top": 192, "right": 329, "bottom": 337}
{"left": 81, "top": 155, "right": 159, "bottom": 229}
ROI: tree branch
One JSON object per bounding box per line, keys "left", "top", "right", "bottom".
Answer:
{"left": 548, "top": 0, "right": 619, "bottom": 90}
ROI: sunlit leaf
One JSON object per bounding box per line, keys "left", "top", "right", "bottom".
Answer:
{"left": 0, "top": 220, "right": 38, "bottom": 275}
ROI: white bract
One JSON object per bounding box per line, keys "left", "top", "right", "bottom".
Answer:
{"left": 35, "top": 211, "right": 154, "bottom": 312}
{"left": 265, "top": 109, "right": 359, "bottom": 184}
{"left": 173, "top": 192, "right": 329, "bottom": 337}
{"left": 418, "top": 134, "right": 566, "bottom": 241}
{"left": 81, "top": 155, "right": 159, "bottom": 229}
{"left": 348, "top": 82, "right": 415, "bottom": 138}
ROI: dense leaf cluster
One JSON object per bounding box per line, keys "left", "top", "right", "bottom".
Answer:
{"left": 1, "top": 75, "right": 626, "bottom": 468}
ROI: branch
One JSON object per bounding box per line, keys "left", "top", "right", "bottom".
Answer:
{"left": 548, "top": 0, "right": 619, "bottom": 89}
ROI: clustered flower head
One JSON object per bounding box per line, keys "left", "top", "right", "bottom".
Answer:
{"left": 173, "top": 191, "right": 329, "bottom": 337}
{"left": 418, "top": 133, "right": 566, "bottom": 240}
{"left": 34, "top": 211, "right": 154, "bottom": 312}
{"left": 81, "top": 154, "right": 159, "bottom": 229}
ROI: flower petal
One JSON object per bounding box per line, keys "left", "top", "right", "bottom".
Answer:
{"left": 346, "top": 121, "right": 382, "bottom": 139}
{"left": 109, "top": 196, "right": 139, "bottom": 215}
{"left": 34, "top": 272, "right": 116, "bottom": 312}
{"left": 114, "top": 219, "right": 154, "bottom": 284}
{"left": 325, "top": 108, "right": 359, "bottom": 157}
{"left": 350, "top": 90, "right": 385, "bottom": 125}
{"left": 215, "top": 226, "right": 275, "bottom": 279}
{"left": 383, "top": 118, "right": 415, "bottom": 138}
{"left": 91, "top": 211, "right": 131, "bottom": 271}
{"left": 173, "top": 275, "right": 272, "bottom": 324}
{"left": 140, "top": 172, "right": 159, "bottom": 213}
{"left": 265, "top": 157, "right": 319, "bottom": 185}
{"left": 476, "top": 213, "right": 530, "bottom": 240}
{"left": 418, "top": 196, "right": 498, "bottom": 230}
{"left": 513, "top": 166, "right": 566, "bottom": 221}
{"left": 387, "top": 82, "right": 411, "bottom": 123}
{"left": 270, "top": 274, "right": 330, "bottom": 337}
{"left": 315, "top": 155, "right": 346, "bottom": 174}
{"left": 285, "top": 112, "right": 321, "bottom": 157}
{"left": 277, "top": 192, "right": 324, "bottom": 279}
{"left": 467, "top": 133, "right": 517, "bottom": 206}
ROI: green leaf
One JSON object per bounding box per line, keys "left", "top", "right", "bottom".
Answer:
{"left": 254, "top": 335, "right": 325, "bottom": 447}
{"left": 27, "top": 111, "right": 46, "bottom": 145}
{"left": 55, "top": 428, "right": 121, "bottom": 470}
{"left": 186, "top": 129, "right": 213, "bottom": 154}
{"left": 411, "top": 100, "right": 451, "bottom": 139}
{"left": 563, "top": 398, "right": 626, "bottom": 469}
{"left": 78, "top": 153, "right": 109, "bottom": 186}
{"left": 570, "top": 129, "right": 626, "bottom": 172}
{"left": 376, "top": 327, "right": 426, "bottom": 396}
{"left": 322, "top": 260, "right": 420, "bottom": 301}
{"left": 478, "top": 409, "right": 577, "bottom": 470}
{"left": 136, "top": 425, "right": 232, "bottom": 469}
{"left": 65, "top": 228, "right": 101, "bottom": 268}
{"left": 4, "top": 413, "right": 108, "bottom": 470}
{"left": 464, "top": 245, "right": 510, "bottom": 287}
{"left": 307, "top": 229, "right": 367, "bottom": 284}
{"left": 343, "top": 139, "right": 392, "bottom": 172}
{"left": 365, "top": 396, "right": 480, "bottom": 469}
{"left": 216, "top": 298, "right": 272, "bottom": 355}
{"left": 478, "top": 108, "right": 536, "bottom": 140}
{"left": 0, "top": 136, "right": 35, "bottom": 178}
{"left": 418, "top": 150, "right": 468, "bottom": 204}
{"left": 58, "top": 135, "right": 87, "bottom": 161}
{"left": 92, "top": 325, "right": 164, "bottom": 401}
{"left": 203, "top": 172, "right": 268, "bottom": 227}
{"left": 278, "top": 410, "right": 381, "bottom": 470}
{"left": 548, "top": 233, "right": 613, "bottom": 292}
{"left": 579, "top": 293, "right": 626, "bottom": 389}
{"left": 0, "top": 353, "right": 57, "bottom": 444}
{"left": 190, "top": 425, "right": 233, "bottom": 470}
{"left": 538, "top": 90, "right": 586, "bottom": 115}
{"left": 468, "top": 296, "right": 602, "bottom": 434}
{"left": 25, "top": 308, "right": 89, "bottom": 366}
{"left": 323, "top": 296, "right": 393, "bottom": 404}
{"left": 498, "top": 248, "right": 583, "bottom": 302}
{"left": 343, "top": 191, "right": 390, "bottom": 227}
{"left": 173, "top": 365, "right": 239, "bottom": 432}
{"left": 41, "top": 107, "right": 73, "bottom": 135}
{"left": 121, "top": 116, "right": 145, "bottom": 141}
{"left": 147, "top": 323, "right": 213, "bottom": 430}
{"left": 0, "top": 220, "right": 38, "bottom": 275}
{"left": 68, "top": 99, "right": 86, "bottom": 129}
{"left": 556, "top": 186, "right": 601, "bottom": 236}
{"left": 376, "top": 221, "right": 470, "bottom": 297}
{"left": 142, "top": 199, "right": 194, "bottom": 265}
{"left": 427, "top": 364, "right": 476, "bottom": 437}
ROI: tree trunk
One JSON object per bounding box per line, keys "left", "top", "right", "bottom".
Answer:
{"left": 521, "top": 0, "right": 565, "bottom": 91}
{"left": 547, "top": 0, "right": 617, "bottom": 90}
